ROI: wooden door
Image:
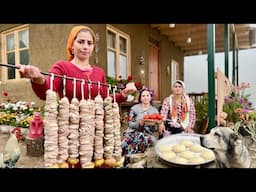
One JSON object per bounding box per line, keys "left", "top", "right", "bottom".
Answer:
{"left": 148, "top": 43, "right": 159, "bottom": 100}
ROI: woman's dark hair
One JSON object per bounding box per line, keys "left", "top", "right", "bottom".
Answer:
{"left": 137, "top": 87, "right": 154, "bottom": 105}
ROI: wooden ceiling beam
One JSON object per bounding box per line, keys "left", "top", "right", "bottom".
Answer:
{"left": 184, "top": 47, "right": 226, "bottom": 56}
{"left": 150, "top": 23, "right": 251, "bottom": 54}
{"left": 182, "top": 43, "right": 226, "bottom": 51}
{"left": 160, "top": 25, "right": 207, "bottom": 36}
{"left": 151, "top": 24, "right": 169, "bottom": 29}
{"left": 169, "top": 36, "right": 223, "bottom": 43}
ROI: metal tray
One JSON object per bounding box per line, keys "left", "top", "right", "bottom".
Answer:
{"left": 155, "top": 133, "right": 215, "bottom": 167}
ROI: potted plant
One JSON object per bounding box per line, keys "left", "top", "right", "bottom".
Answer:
{"left": 223, "top": 82, "right": 253, "bottom": 126}
{"left": 106, "top": 75, "right": 143, "bottom": 100}
{"left": 0, "top": 99, "right": 38, "bottom": 133}
{"left": 194, "top": 94, "right": 208, "bottom": 133}
{"left": 233, "top": 119, "right": 256, "bottom": 142}
{"left": 232, "top": 109, "right": 256, "bottom": 136}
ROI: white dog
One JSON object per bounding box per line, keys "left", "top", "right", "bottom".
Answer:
{"left": 200, "top": 126, "right": 251, "bottom": 168}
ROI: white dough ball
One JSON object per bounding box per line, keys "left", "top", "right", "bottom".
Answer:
{"left": 172, "top": 156, "right": 188, "bottom": 164}
{"left": 159, "top": 144, "right": 172, "bottom": 153}
{"left": 179, "top": 140, "right": 194, "bottom": 147}
{"left": 200, "top": 150, "right": 215, "bottom": 160}
{"left": 179, "top": 150, "right": 195, "bottom": 159}
{"left": 161, "top": 151, "right": 176, "bottom": 160}
{"left": 189, "top": 144, "right": 204, "bottom": 153}
{"left": 188, "top": 157, "right": 205, "bottom": 164}
{"left": 172, "top": 144, "right": 186, "bottom": 153}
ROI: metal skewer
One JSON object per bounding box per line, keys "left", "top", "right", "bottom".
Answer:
{"left": 0, "top": 63, "right": 124, "bottom": 90}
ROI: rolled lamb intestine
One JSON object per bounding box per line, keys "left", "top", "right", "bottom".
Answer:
{"left": 112, "top": 102, "right": 122, "bottom": 162}
{"left": 79, "top": 99, "right": 90, "bottom": 166}
{"left": 57, "top": 96, "right": 70, "bottom": 164}
{"left": 103, "top": 96, "right": 114, "bottom": 159}
{"left": 68, "top": 98, "right": 80, "bottom": 161}
{"left": 93, "top": 94, "right": 104, "bottom": 160}
{"left": 43, "top": 90, "right": 59, "bottom": 167}
{"left": 87, "top": 99, "right": 96, "bottom": 145}
{"left": 79, "top": 99, "right": 96, "bottom": 167}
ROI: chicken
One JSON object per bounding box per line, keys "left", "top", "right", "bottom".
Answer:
{"left": 0, "top": 153, "right": 4, "bottom": 168}
{"left": 1, "top": 127, "right": 22, "bottom": 168}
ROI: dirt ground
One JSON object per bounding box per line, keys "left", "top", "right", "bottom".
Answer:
{"left": 0, "top": 125, "right": 128, "bottom": 169}
{"left": 0, "top": 133, "right": 45, "bottom": 168}
{"left": 1, "top": 125, "right": 256, "bottom": 169}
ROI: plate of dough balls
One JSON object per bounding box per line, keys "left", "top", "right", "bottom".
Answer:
{"left": 155, "top": 133, "right": 215, "bottom": 167}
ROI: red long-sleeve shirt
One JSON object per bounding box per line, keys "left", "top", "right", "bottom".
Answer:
{"left": 31, "top": 60, "right": 126, "bottom": 103}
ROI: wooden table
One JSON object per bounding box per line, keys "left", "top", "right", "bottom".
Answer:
{"left": 119, "top": 101, "right": 137, "bottom": 113}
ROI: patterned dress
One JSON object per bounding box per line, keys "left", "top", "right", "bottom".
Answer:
{"left": 121, "top": 104, "right": 159, "bottom": 156}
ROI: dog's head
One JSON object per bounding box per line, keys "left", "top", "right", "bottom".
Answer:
{"left": 200, "top": 126, "right": 251, "bottom": 168}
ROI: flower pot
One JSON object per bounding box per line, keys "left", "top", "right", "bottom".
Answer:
{"left": 238, "top": 126, "right": 251, "bottom": 136}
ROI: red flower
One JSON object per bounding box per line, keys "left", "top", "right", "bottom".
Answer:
{"left": 135, "top": 82, "right": 143, "bottom": 90}
{"left": 3, "top": 91, "right": 8, "bottom": 97}
{"left": 127, "top": 75, "right": 133, "bottom": 82}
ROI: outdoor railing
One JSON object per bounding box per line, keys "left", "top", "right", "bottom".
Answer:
{"left": 215, "top": 67, "right": 232, "bottom": 125}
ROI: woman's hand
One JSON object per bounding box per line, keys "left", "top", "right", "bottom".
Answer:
{"left": 156, "top": 120, "right": 162, "bottom": 125}
{"left": 158, "top": 122, "right": 165, "bottom": 135}
{"left": 122, "top": 82, "right": 137, "bottom": 97}
{"left": 139, "top": 119, "right": 145, "bottom": 126}
{"left": 185, "top": 126, "right": 194, "bottom": 133}
{"left": 16, "top": 64, "right": 45, "bottom": 84}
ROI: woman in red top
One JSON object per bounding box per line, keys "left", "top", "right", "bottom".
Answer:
{"left": 17, "top": 25, "right": 136, "bottom": 102}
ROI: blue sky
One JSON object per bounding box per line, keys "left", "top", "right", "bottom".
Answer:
{"left": 184, "top": 48, "right": 256, "bottom": 108}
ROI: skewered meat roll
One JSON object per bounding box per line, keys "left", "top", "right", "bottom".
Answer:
{"left": 79, "top": 99, "right": 96, "bottom": 168}
{"left": 93, "top": 94, "right": 104, "bottom": 163}
{"left": 103, "top": 96, "right": 114, "bottom": 159}
{"left": 57, "top": 96, "right": 70, "bottom": 165}
{"left": 44, "top": 90, "right": 59, "bottom": 167}
{"left": 112, "top": 102, "right": 122, "bottom": 162}
{"left": 68, "top": 98, "right": 80, "bottom": 163}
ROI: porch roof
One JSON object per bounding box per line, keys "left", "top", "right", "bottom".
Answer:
{"left": 151, "top": 24, "right": 253, "bottom": 56}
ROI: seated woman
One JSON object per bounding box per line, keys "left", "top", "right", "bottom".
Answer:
{"left": 159, "top": 80, "right": 196, "bottom": 137}
{"left": 121, "top": 87, "right": 161, "bottom": 156}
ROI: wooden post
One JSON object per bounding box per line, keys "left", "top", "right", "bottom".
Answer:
{"left": 26, "top": 136, "right": 44, "bottom": 157}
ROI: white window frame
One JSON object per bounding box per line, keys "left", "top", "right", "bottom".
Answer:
{"left": 106, "top": 25, "right": 131, "bottom": 79}
{"left": 1, "top": 24, "right": 29, "bottom": 82}
{"left": 171, "top": 59, "right": 179, "bottom": 85}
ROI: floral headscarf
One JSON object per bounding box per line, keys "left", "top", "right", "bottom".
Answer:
{"left": 138, "top": 87, "right": 154, "bottom": 104}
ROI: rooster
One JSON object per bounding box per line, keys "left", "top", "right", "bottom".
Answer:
{"left": 0, "top": 127, "right": 22, "bottom": 168}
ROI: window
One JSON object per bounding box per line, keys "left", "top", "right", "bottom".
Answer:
{"left": 1, "top": 25, "right": 29, "bottom": 80}
{"left": 171, "top": 59, "right": 179, "bottom": 85}
{"left": 107, "top": 25, "right": 130, "bottom": 79}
